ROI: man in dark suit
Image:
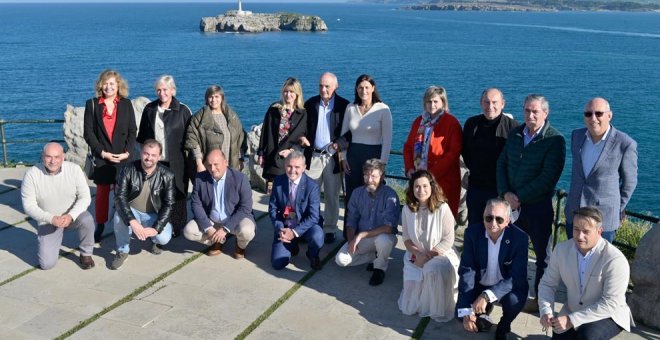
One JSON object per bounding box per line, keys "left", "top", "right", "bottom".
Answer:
{"left": 300, "top": 72, "right": 350, "bottom": 244}
{"left": 457, "top": 198, "right": 529, "bottom": 340}
{"left": 269, "top": 150, "right": 324, "bottom": 270}
{"left": 564, "top": 97, "right": 637, "bottom": 243}
{"left": 184, "top": 149, "right": 255, "bottom": 258}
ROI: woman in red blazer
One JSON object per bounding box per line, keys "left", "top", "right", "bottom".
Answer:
{"left": 403, "top": 86, "right": 462, "bottom": 217}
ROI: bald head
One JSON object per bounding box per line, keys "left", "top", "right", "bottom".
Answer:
{"left": 319, "top": 72, "right": 339, "bottom": 104}
{"left": 42, "top": 142, "right": 64, "bottom": 174}
{"left": 480, "top": 88, "right": 505, "bottom": 120}
{"left": 583, "top": 97, "right": 612, "bottom": 142}
{"left": 206, "top": 149, "right": 228, "bottom": 180}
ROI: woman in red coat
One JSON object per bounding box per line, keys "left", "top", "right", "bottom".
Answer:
{"left": 403, "top": 86, "right": 462, "bottom": 217}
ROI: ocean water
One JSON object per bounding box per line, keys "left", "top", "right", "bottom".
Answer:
{"left": 0, "top": 3, "right": 658, "bottom": 212}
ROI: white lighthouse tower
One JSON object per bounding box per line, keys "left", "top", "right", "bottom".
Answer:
{"left": 236, "top": 0, "right": 252, "bottom": 16}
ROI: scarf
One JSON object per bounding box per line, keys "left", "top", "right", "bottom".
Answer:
{"left": 413, "top": 111, "right": 443, "bottom": 170}
{"left": 278, "top": 107, "right": 294, "bottom": 143}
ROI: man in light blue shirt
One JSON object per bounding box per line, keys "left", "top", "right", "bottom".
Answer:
{"left": 564, "top": 97, "right": 637, "bottom": 243}
{"left": 302, "top": 72, "right": 350, "bottom": 243}
{"left": 184, "top": 149, "right": 255, "bottom": 259}
{"left": 335, "top": 158, "right": 400, "bottom": 286}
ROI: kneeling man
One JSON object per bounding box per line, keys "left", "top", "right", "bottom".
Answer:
{"left": 184, "top": 149, "right": 255, "bottom": 258}
{"left": 112, "top": 139, "right": 175, "bottom": 269}
{"left": 539, "top": 206, "right": 634, "bottom": 339}
{"left": 457, "top": 198, "right": 528, "bottom": 340}
{"left": 269, "top": 151, "right": 324, "bottom": 270}
{"left": 21, "top": 142, "right": 95, "bottom": 270}
{"left": 335, "top": 159, "right": 400, "bottom": 286}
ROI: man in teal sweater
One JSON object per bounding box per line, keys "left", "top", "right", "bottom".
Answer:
{"left": 496, "top": 94, "right": 565, "bottom": 311}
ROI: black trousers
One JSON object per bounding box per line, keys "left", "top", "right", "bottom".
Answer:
{"left": 552, "top": 317, "right": 623, "bottom": 340}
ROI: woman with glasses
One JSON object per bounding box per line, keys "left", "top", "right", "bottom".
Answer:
{"left": 398, "top": 170, "right": 459, "bottom": 322}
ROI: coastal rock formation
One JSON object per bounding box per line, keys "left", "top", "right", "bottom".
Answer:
{"left": 63, "top": 97, "right": 149, "bottom": 167}
{"left": 201, "top": 11, "right": 328, "bottom": 33}
{"left": 629, "top": 222, "right": 660, "bottom": 328}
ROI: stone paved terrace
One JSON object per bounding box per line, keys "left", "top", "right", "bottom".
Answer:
{"left": 0, "top": 167, "right": 658, "bottom": 339}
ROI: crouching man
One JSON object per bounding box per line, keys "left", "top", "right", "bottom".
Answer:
{"left": 112, "top": 139, "right": 175, "bottom": 269}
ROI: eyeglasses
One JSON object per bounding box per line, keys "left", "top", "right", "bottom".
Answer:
{"left": 583, "top": 110, "right": 609, "bottom": 118}
{"left": 484, "top": 215, "right": 505, "bottom": 224}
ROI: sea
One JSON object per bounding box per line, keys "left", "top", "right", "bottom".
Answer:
{"left": 0, "top": 2, "right": 658, "bottom": 213}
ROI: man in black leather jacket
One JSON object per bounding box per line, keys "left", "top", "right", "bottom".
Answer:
{"left": 111, "top": 139, "right": 176, "bottom": 269}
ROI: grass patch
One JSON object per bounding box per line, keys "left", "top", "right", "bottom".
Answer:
{"left": 410, "top": 316, "right": 431, "bottom": 339}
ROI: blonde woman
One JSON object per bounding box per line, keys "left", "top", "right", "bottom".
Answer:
{"left": 83, "top": 69, "right": 136, "bottom": 242}
{"left": 137, "top": 75, "right": 193, "bottom": 237}
{"left": 258, "top": 77, "right": 307, "bottom": 183}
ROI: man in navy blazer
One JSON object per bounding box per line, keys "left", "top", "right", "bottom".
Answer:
{"left": 269, "top": 150, "right": 324, "bottom": 270}
{"left": 300, "top": 72, "right": 350, "bottom": 244}
{"left": 564, "top": 97, "right": 637, "bottom": 243}
{"left": 457, "top": 198, "right": 529, "bottom": 340}
{"left": 183, "top": 149, "right": 255, "bottom": 259}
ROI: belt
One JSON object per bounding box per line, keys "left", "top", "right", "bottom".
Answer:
{"left": 313, "top": 148, "right": 328, "bottom": 155}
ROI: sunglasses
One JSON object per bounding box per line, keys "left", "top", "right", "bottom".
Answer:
{"left": 583, "top": 110, "right": 609, "bottom": 118}
{"left": 484, "top": 215, "right": 505, "bottom": 224}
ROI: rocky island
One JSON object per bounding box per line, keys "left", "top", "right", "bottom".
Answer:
{"left": 200, "top": 0, "right": 327, "bottom": 33}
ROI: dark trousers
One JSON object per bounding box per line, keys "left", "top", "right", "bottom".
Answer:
{"left": 271, "top": 224, "right": 324, "bottom": 270}
{"left": 552, "top": 317, "right": 623, "bottom": 340}
{"left": 472, "top": 284, "right": 526, "bottom": 335}
{"left": 516, "top": 196, "right": 553, "bottom": 296}
{"left": 466, "top": 186, "right": 499, "bottom": 227}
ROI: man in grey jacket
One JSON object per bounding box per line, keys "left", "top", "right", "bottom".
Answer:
{"left": 564, "top": 97, "right": 637, "bottom": 243}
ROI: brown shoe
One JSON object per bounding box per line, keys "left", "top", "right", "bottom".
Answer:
{"left": 79, "top": 254, "right": 95, "bottom": 270}
{"left": 234, "top": 246, "right": 246, "bottom": 260}
{"left": 207, "top": 242, "right": 223, "bottom": 256}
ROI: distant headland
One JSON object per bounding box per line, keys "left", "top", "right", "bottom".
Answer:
{"left": 200, "top": 0, "right": 328, "bottom": 33}
{"left": 392, "top": 0, "right": 660, "bottom": 12}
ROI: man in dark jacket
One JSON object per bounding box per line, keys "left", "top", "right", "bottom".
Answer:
{"left": 462, "top": 88, "right": 519, "bottom": 227}
{"left": 301, "top": 72, "right": 350, "bottom": 244}
{"left": 112, "top": 139, "right": 176, "bottom": 270}
{"left": 184, "top": 149, "right": 255, "bottom": 259}
{"left": 496, "top": 94, "right": 565, "bottom": 310}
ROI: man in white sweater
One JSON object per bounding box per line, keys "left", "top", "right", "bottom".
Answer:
{"left": 21, "top": 143, "right": 95, "bottom": 270}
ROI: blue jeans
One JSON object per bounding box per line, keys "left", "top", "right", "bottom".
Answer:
{"left": 113, "top": 208, "right": 172, "bottom": 254}
{"left": 565, "top": 222, "right": 616, "bottom": 243}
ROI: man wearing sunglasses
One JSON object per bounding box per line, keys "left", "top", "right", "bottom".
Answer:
{"left": 457, "top": 198, "right": 529, "bottom": 340}
{"left": 564, "top": 97, "right": 637, "bottom": 244}
{"left": 496, "top": 94, "right": 565, "bottom": 312}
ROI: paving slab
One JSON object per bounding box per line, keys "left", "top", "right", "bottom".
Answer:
{"left": 248, "top": 237, "right": 418, "bottom": 340}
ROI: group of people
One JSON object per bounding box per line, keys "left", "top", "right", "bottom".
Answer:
{"left": 20, "top": 69, "right": 638, "bottom": 340}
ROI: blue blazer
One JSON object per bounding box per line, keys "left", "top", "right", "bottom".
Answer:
{"left": 268, "top": 173, "right": 323, "bottom": 236}
{"left": 190, "top": 168, "right": 254, "bottom": 231}
{"left": 456, "top": 223, "right": 529, "bottom": 313}
{"left": 565, "top": 126, "right": 637, "bottom": 231}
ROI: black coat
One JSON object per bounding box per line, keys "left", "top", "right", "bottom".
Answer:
{"left": 303, "top": 94, "right": 350, "bottom": 173}
{"left": 83, "top": 97, "right": 137, "bottom": 185}
{"left": 258, "top": 103, "right": 307, "bottom": 180}
{"left": 136, "top": 96, "right": 193, "bottom": 198}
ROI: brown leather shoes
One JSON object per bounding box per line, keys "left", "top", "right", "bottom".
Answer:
{"left": 79, "top": 254, "right": 95, "bottom": 270}
{"left": 234, "top": 246, "right": 246, "bottom": 260}
{"left": 207, "top": 242, "right": 223, "bottom": 256}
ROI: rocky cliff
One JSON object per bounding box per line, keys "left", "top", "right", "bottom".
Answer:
{"left": 200, "top": 11, "right": 328, "bottom": 33}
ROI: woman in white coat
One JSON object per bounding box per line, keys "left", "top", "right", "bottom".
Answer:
{"left": 398, "top": 169, "right": 459, "bottom": 322}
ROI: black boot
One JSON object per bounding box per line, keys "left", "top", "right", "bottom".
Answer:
{"left": 94, "top": 223, "right": 105, "bottom": 243}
